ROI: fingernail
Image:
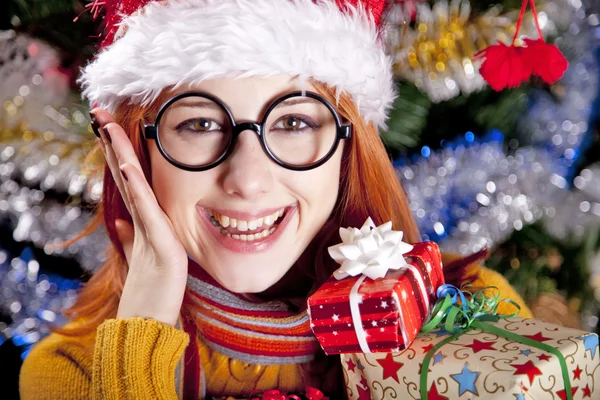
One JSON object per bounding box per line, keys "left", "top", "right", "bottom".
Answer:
{"left": 120, "top": 166, "right": 129, "bottom": 182}
{"left": 89, "top": 111, "right": 113, "bottom": 144}
{"left": 103, "top": 125, "right": 113, "bottom": 144}
{"left": 89, "top": 112, "right": 102, "bottom": 139}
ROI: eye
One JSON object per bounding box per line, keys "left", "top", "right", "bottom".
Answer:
{"left": 273, "top": 115, "right": 318, "bottom": 131}
{"left": 282, "top": 117, "right": 305, "bottom": 130}
{"left": 177, "top": 118, "right": 222, "bottom": 132}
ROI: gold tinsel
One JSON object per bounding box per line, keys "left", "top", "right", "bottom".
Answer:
{"left": 385, "top": 0, "right": 543, "bottom": 102}
{"left": 0, "top": 94, "right": 105, "bottom": 187}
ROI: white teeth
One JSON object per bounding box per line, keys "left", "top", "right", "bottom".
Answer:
{"left": 218, "top": 227, "right": 276, "bottom": 241}
{"left": 220, "top": 215, "right": 230, "bottom": 228}
{"left": 237, "top": 220, "right": 248, "bottom": 232}
{"left": 211, "top": 208, "right": 285, "bottom": 230}
{"left": 264, "top": 215, "right": 274, "bottom": 226}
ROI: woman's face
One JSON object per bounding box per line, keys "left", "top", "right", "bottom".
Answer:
{"left": 148, "top": 76, "right": 344, "bottom": 292}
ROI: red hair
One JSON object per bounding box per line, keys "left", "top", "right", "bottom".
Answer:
{"left": 54, "top": 81, "right": 451, "bottom": 336}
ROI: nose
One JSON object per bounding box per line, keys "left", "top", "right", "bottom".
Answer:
{"left": 221, "top": 129, "right": 274, "bottom": 200}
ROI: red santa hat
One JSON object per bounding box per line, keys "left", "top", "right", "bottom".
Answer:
{"left": 78, "top": 0, "right": 395, "bottom": 129}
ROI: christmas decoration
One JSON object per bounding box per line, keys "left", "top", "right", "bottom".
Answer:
{"left": 308, "top": 219, "right": 444, "bottom": 355}
{"left": 384, "top": 0, "right": 540, "bottom": 102}
{"left": 0, "top": 247, "right": 80, "bottom": 359}
{"left": 247, "top": 386, "right": 328, "bottom": 400}
{"left": 0, "top": 31, "right": 107, "bottom": 274}
{"left": 475, "top": 0, "right": 568, "bottom": 90}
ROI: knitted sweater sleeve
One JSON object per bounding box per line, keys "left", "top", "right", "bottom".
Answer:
{"left": 440, "top": 251, "right": 533, "bottom": 319}
{"left": 466, "top": 263, "right": 534, "bottom": 319}
{"left": 19, "top": 318, "right": 189, "bottom": 400}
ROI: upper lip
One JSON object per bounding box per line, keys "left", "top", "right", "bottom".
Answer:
{"left": 197, "top": 204, "right": 296, "bottom": 220}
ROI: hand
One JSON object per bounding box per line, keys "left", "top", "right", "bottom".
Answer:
{"left": 91, "top": 109, "right": 189, "bottom": 327}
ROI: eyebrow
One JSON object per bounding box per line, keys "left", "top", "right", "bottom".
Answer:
{"left": 169, "top": 99, "right": 223, "bottom": 111}
{"left": 277, "top": 97, "right": 321, "bottom": 107}
{"left": 171, "top": 96, "right": 319, "bottom": 110}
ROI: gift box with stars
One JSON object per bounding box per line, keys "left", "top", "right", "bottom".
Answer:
{"left": 307, "top": 218, "right": 445, "bottom": 355}
{"left": 341, "top": 317, "right": 599, "bottom": 400}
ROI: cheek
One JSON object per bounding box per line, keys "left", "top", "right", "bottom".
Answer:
{"left": 149, "top": 147, "right": 176, "bottom": 206}
{"left": 148, "top": 146, "right": 209, "bottom": 212}
{"left": 286, "top": 151, "right": 342, "bottom": 210}
{"left": 318, "top": 147, "right": 344, "bottom": 197}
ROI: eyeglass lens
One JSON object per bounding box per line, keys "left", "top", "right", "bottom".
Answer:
{"left": 156, "top": 95, "right": 338, "bottom": 168}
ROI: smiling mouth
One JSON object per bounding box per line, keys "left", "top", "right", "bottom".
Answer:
{"left": 207, "top": 207, "right": 288, "bottom": 241}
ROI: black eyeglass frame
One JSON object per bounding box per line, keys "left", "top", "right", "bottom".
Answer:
{"left": 140, "top": 91, "right": 352, "bottom": 172}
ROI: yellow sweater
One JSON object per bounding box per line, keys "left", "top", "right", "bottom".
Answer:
{"left": 19, "top": 262, "right": 532, "bottom": 399}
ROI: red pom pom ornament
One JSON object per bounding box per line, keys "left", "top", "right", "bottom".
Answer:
{"left": 475, "top": 0, "right": 568, "bottom": 91}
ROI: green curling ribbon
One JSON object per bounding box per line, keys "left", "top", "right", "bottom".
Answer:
{"left": 418, "top": 284, "right": 573, "bottom": 400}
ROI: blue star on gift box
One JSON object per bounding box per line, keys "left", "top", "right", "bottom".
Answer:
{"left": 450, "top": 363, "right": 480, "bottom": 396}
{"left": 513, "top": 393, "right": 526, "bottom": 400}
{"left": 432, "top": 352, "right": 446, "bottom": 365}
{"left": 520, "top": 349, "right": 533, "bottom": 356}
{"left": 578, "top": 335, "right": 598, "bottom": 359}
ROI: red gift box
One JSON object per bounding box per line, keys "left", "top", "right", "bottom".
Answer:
{"left": 307, "top": 242, "right": 444, "bottom": 355}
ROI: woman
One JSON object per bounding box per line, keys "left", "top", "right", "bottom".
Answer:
{"left": 19, "top": 0, "right": 532, "bottom": 398}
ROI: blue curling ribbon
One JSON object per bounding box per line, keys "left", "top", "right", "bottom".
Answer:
{"left": 435, "top": 284, "right": 468, "bottom": 311}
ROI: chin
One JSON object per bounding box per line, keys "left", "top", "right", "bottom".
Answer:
{"left": 212, "top": 269, "right": 286, "bottom": 294}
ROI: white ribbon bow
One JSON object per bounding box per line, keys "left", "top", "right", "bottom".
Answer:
{"left": 328, "top": 217, "right": 414, "bottom": 281}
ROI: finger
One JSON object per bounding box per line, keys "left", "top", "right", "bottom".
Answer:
{"left": 96, "top": 111, "right": 160, "bottom": 207}
{"left": 103, "top": 122, "right": 156, "bottom": 233}
{"left": 93, "top": 109, "right": 145, "bottom": 172}
{"left": 115, "top": 218, "right": 134, "bottom": 267}
{"left": 91, "top": 109, "right": 143, "bottom": 227}
{"left": 119, "top": 163, "right": 177, "bottom": 250}
{"left": 101, "top": 117, "right": 164, "bottom": 217}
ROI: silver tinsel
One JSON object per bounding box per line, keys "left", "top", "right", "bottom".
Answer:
{"left": 0, "top": 249, "right": 78, "bottom": 356}
{"left": 0, "top": 178, "right": 107, "bottom": 271}
{"left": 0, "top": 31, "right": 108, "bottom": 349}
{"left": 0, "top": 30, "right": 107, "bottom": 274}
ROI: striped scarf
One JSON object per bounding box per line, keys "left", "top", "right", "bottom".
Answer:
{"left": 177, "top": 260, "right": 320, "bottom": 398}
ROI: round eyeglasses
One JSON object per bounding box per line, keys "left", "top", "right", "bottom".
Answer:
{"left": 141, "top": 91, "right": 352, "bottom": 171}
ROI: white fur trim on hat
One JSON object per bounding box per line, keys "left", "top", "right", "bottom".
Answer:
{"left": 78, "top": 0, "right": 396, "bottom": 129}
